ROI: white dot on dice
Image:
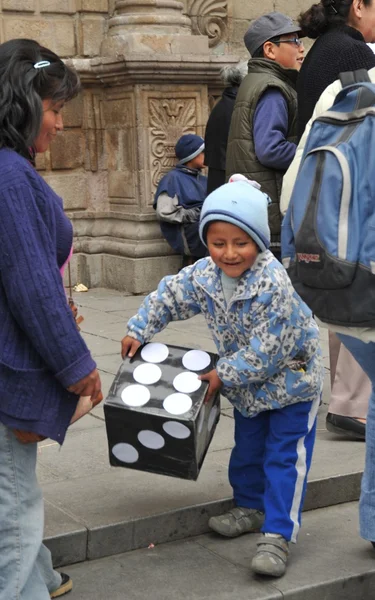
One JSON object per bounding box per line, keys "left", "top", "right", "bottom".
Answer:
{"left": 163, "top": 421, "right": 191, "bottom": 439}
{"left": 138, "top": 430, "right": 165, "bottom": 449}
{"left": 182, "top": 350, "right": 211, "bottom": 371}
{"left": 133, "top": 363, "right": 162, "bottom": 385}
{"left": 173, "top": 371, "right": 202, "bottom": 394}
{"left": 112, "top": 443, "right": 139, "bottom": 463}
{"left": 141, "top": 342, "right": 169, "bottom": 363}
{"left": 163, "top": 393, "right": 193, "bottom": 415}
{"left": 121, "top": 384, "right": 150, "bottom": 407}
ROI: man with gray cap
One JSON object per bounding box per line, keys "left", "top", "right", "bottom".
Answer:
{"left": 226, "top": 12, "right": 304, "bottom": 260}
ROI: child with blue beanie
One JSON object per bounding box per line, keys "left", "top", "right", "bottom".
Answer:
{"left": 153, "top": 133, "right": 207, "bottom": 260}
{"left": 122, "top": 175, "right": 324, "bottom": 577}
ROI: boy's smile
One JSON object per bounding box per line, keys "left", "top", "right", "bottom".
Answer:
{"left": 206, "top": 221, "right": 259, "bottom": 278}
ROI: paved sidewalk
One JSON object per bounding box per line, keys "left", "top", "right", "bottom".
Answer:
{"left": 40, "top": 289, "right": 365, "bottom": 566}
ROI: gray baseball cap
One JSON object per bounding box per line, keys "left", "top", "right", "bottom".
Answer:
{"left": 244, "top": 12, "right": 301, "bottom": 56}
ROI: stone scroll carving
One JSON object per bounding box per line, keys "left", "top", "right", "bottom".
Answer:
{"left": 187, "top": 0, "right": 228, "bottom": 47}
{"left": 149, "top": 98, "right": 197, "bottom": 189}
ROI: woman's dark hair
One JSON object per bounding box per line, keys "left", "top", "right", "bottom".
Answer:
{"left": 299, "top": 0, "right": 372, "bottom": 39}
{"left": 0, "top": 38, "right": 81, "bottom": 160}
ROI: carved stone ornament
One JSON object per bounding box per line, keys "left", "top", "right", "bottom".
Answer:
{"left": 188, "top": 0, "right": 228, "bottom": 47}
{"left": 149, "top": 98, "right": 197, "bottom": 189}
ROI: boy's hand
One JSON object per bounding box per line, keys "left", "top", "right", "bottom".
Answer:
{"left": 121, "top": 336, "right": 142, "bottom": 359}
{"left": 198, "top": 369, "right": 222, "bottom": 403}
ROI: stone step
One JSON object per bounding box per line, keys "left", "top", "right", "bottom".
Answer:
{"left": 43, "top": 409, "right": 364, "bottom": 567}
{"left": 58, "top": 502, "right": 375, "bottom": 600}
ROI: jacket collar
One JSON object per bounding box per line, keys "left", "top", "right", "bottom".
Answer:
{"left": 222, "top": 86, "right": 239, "bottom": 99}
{"left": 193, "top": 252, "right": 273, "bottom": 305}
{"left": 329, "top": 24, "right": 366, "bottom": 42}
{"left": 175, "top": 163, "right": 201, "bottom": 176}
{"left": 247, "top": 58, "right": 298, "bottom": 88}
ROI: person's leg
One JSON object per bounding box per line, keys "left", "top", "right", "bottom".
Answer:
{"left": 207, "top": 168, "right": 225, "bottom": 195}
{"left": 328, "top": 331, "right": 341, "bottom": 387}
{"left": 208, "top": 409, "right": 267, "bottom": 537}
{"left": 327, "top": 342, "right": 369, "bottom": 438}
{"left": 0, "top": 423, "right": 52, "bottom": 600}
{"left": 337, "top": 335, "right": 375, "bottom": 542}
{"left": 251, "top": 397, "right": 319, "bottom": 577}
{"left": 262, "top": 397, "right": 319, "bottom": 541}
{"left": 37, "top": 544, "right": 62, "bottom": 594}
{"left": 229, "top": 408, "right": 268, "bottom": 510}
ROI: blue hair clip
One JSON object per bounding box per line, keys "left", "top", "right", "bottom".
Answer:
{"left": 34, "top": 61, "right": 51, "bottom": 69}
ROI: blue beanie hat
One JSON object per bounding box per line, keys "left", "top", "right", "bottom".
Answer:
{"left": 199, "top": 175, "right": 271, "bottom": 252}
{"left": 175, "top": 134, "right": 205, "bottom": 165}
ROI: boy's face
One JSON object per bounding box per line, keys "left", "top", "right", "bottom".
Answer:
{"left": 186, "top": 151, "right": 205, "bottom": 170}
{"left": 206, "top": 221, "right": 259, "bottom": 278}
{"left": 263, "top": 33, "right": 304, "bottom": 71}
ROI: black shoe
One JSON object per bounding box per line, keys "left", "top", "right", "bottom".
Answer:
{"left": 50, "top": 573, "right": 73, "bottom": 598}
{"left": 371, "top": 542, "right": 375, "bottom": 550}
{"left": 326, "top": 413, "right": 365, "bottom": 440}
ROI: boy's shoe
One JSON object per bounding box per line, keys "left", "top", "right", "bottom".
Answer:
{"left": 50, "top": 573, "right": 73, "bottom": 598}
{"left": 251, "top": 534, "right": 289, "bottom": 577}
{"left": 208, "top": 507, "right": 264, "bottom": 538}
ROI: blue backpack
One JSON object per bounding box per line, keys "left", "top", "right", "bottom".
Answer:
{"left": 282, "top": 69, "right": 375, "bottom": 327}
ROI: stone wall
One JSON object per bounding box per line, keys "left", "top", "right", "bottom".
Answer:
{"left": 0, "top": 0, "right": 108, "bottom": 58}
{"left": 0, "top": 0, "right": 313, "bottom": 293}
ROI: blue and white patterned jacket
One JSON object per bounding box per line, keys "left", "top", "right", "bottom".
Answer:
{"left": 127, "top": 251, "right": 324, "bottom": 417}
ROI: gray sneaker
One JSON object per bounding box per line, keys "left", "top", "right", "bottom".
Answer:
{"left": 208, "top": 507, "right": 265, "bottom": 538}
{"left": 251, "top": 534, "right": 289, "bottom": 577}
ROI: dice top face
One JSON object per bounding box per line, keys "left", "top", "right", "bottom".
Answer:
{"left": 104, "top": 343, "right": 220, "bottom": 480}
{"left": 105, "top": 343, "right": 216, "bottom": 421}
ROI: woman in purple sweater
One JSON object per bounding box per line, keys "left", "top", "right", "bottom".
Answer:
{"left": 0, "top": 39, "right": 102, "bottom": 599}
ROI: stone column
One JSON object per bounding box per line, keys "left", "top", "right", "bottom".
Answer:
{"left": 102, "top": 0, "right": 208, "bottom": 55}
{"left": 68, "top": 0, "right": 238, "bottom": 294}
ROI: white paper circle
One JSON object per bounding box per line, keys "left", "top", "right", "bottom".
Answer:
{"left": 133, "top": 363, "right": 162, "bottom": 385}
{"left": 112, "top": 443, "right": 139, "bottom": 463}
{"left": 121, "top": 384, "right": 150, "bottom": 407}
{"left": 141, "top": 342, "right": 169, "bottom": 364}
{"left": 163, "top": 393, "right": 193, "bottom": 415}
{"left": 173, "top": 372, "right": 202, "bottom": 394}
{"left": 208, "top": 406, "right": 218, "bottom": 432}
{"left": 182, "top": 350, "right": 211, "bottom": 371}
{"left": 138, "top": 430, "right": 165, "bottom": 450}
{"left": 163, "top": 421, "right": 191, "bottom": 439}
{"left": 198, "top": 405, "right": 205, "bottom": 433}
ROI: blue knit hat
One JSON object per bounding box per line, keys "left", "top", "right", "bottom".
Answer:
{"left": 199, "top": 175, "right": 271, "bottom": 252}
{"left": 175, "top": 134, "right": 205, "bottom": 165}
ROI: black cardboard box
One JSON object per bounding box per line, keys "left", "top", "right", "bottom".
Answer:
{"left": 104, "top": 343, "right": 220, "bottom": 480}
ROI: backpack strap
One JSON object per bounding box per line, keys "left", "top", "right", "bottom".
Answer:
{"left": 339, "top": 69, "right": 371, "bottom": 87}
{"left": 336, "top": 69, "right": 375, "bottom": 109}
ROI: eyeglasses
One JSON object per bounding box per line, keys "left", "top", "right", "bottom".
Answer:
{"left": 272, "top": 37, "right": 304, "bottom": 47}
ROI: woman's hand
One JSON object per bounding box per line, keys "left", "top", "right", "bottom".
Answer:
{"left": 198, "top": 369, "right": 222, "bottom": 403}
{"left": 13, "top": 430, "right": 46, "bottom": 444}
{"left": 121, "top": 336, "right": 142, "bottom": 359}
{"left": 67, "top": 368, "right": 102, "bottom": 406}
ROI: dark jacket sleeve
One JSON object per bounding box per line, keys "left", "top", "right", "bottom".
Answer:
{"left": 253, "top": 88, "right": 297, "bottom": 171}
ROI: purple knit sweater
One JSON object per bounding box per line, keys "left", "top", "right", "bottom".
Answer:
{"left": 0, "top": 149, "right": 96, "bottom": 443}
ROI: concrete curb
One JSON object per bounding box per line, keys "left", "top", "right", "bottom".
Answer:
{"left": 45, "top": 470, "right": 362, "bottom": 567}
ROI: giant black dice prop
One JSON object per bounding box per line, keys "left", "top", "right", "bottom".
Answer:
{"left": 104, "top": 343, "right": 220, "bottom": 480}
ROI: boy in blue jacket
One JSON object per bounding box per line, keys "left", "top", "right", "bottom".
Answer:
{"left": 122, "top": 176, "right": 323, "bottom": 577}
{"left": 154, "top": 133, "right": 207, "bottom": 260}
